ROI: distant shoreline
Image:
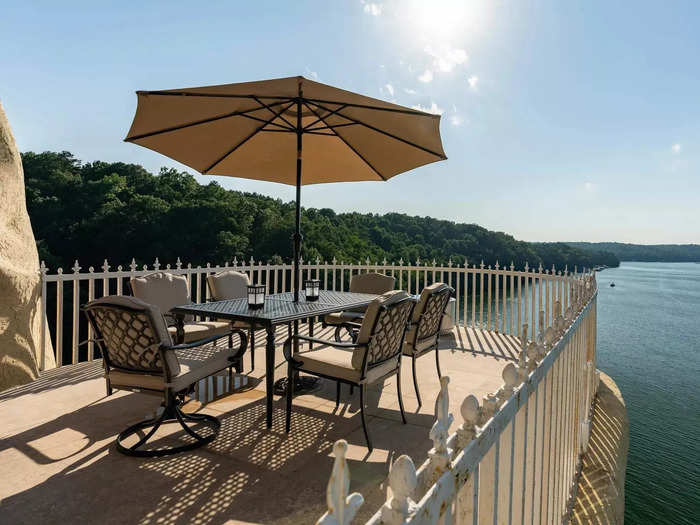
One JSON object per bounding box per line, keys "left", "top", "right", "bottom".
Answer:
{"left": 567, "top": 242, "right": 700, "bottom": 264}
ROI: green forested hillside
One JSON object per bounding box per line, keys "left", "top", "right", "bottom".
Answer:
{"left": 22, "top": 151, "right": 619, "bottom": 271}
{"left": 569, "top": 242, "right": 700, "bottom": 262}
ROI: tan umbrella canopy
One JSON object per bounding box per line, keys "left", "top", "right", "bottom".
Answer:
{"left": 125, "top": 75, "right": 447, "bottom": 300}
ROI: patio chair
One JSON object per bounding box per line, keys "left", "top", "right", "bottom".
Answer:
{"left": 323, "top": 272, "right": 396, "bottom": 342}
{"left": 130, "top": 271, "right": 237, "bottom": 347}
{"left": 206, "top": 270, "right": 260, "bottom": 371}
{"left": 283, "top": 290, "right": 416, "bottom": 451}
{"left": 402, "top": 283, "right": 454, "bottom": 407}
{"left": 82, "top": 295, "right": 248, "bottom": 457}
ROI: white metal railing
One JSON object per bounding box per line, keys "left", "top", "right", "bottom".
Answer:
{"left": 317, "top": 272, "right": 598, "bottom": 525}
{"left": 39, "top": 256, "right": 587, "bottom": 370}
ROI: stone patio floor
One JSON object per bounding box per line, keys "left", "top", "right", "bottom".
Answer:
{"left": 0, "top": 323, "right": 522, "bottom": 524}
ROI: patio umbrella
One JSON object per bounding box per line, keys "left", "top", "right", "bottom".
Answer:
{"left": 125, "top": 75, "right": 446, "bottom": 301}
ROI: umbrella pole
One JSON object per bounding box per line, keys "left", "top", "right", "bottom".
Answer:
{"left": 293, "top": 91, "right": 302, "bottom": 302}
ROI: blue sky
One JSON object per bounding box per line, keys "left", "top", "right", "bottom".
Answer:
{"left": 2, "top": 0, "right": 698, "bottom": 243}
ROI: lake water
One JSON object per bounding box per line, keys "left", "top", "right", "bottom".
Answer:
{"left": 596, "top": 262, "right": 699, "bottom": 524}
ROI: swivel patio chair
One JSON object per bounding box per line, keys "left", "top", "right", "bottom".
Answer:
{"left": 82, "top": 295, "right": 248, "bottom": 457}
{"left": 130, "top": 272, "right": 238, "bottom": 349}
{"left": 323, "top": 272, "right": 396, "bottom": 342}
{"left": 206, "top": 269, "right": 261, "bottom": 371}
{"left": 284, "top": 290, "right": 416, "bottom": 451}
{"left": 402, "top": 283, "right": 454, "bottom": 407}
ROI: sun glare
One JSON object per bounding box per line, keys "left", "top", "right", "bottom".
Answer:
{"left": 404, "top": 0, "right": 485, "bottom": 44}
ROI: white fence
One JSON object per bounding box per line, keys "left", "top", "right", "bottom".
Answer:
{"left": 39, "top": 257, "right": 588, "bottom": 371}
{"left": 317, "top": 272, "right": 598, "bottom": 525}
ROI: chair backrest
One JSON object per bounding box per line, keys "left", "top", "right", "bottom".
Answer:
{"left": 351, "top": 290, "right": 415, "bottom": 372}
{"left": 349, "top": 272, "right": 396, "bottom": 295}
{"left": 130, "top": 272, "right": 191, "bottom": 323}
{"left": 412, "top": 283, "right": 453, "bottom": 343}
{"left": 82, "top": 295, "right": 180, "bottom": 376}
{"left": 206, "top": 270, "right": 250, "bottom": 301}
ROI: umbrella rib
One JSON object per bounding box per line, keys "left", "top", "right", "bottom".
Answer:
{"left": 311, "top": 100, "right": 447, "bottom": 159}
{"left": 305, "top": 97, "right": 440, "bottom": 118}
{"left": 302, "top": 104, "right": 348, "bottom": 131}
{"left": 202, "top": 100, "right": 297, "bottom": 174}
{"left": 240, "top": 113, "right": 295, "bottom": 131}
{"left": 302, "top": 101, "right": 387, "bottom": 181}
{"left": 253, "top": 95, "right": 296, "bottom": 129}
{"left": 125, "top": 98, "right": 294, "bottom": 141}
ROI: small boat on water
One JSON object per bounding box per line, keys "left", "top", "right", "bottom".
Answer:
{"left": 610, "top": 282, "right": 616, "bottom": 287}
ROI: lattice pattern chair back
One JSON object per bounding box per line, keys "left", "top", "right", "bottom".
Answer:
{"left": 416, "top": 284, "right": 452, "bottom": 340}
{"left": 84, "top": 295, "right": 178, "bottom": 375}
{"left": 365, "top": 297, "right": 415, "bottom": 369}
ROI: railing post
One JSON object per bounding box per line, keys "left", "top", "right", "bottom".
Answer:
{"left": 87, "top": 265, "right": 95, "bottom": 361}
{"left": 381, "top": 455, "right": 418, "bottom": 525}
{"left": 317, "top": 440, "right": 364, "bottom": 525}
{"left": 426, "top": 376, "right": 454, "bottom": 490}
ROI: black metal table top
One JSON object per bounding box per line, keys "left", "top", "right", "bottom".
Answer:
{"left": 172, "top": 290, "right": 378, "bottom": 326}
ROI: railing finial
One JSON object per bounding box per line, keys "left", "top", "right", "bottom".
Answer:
{"left": 129, "top": 258, "right": 137, "bottom": 272}
{"left": 102, "top": 259, "right": 110, "bottom": 273}
{"left": 426, "top": 376, "right": 454, "bottom": 488}
{"left": 317, "top": 440, "right": 364, "bottom": 525}
{"left": 72, "top": 260, "right": 81, "bottom": 274}
{"left": 40, "top": 260, "right": 48, "bottom": 275}
{"left": 456, "top": 394, "right": 480, "bottom": 449}
{"left": 381, "top": 455, "right": 417, "bottom": 525}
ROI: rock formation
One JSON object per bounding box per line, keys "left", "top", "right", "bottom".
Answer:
{"left": 0, "top": 101, "right": 55, "bottom": 391}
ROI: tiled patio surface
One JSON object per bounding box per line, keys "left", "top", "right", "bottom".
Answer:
{"left": 0, "top": 324, "right": 521, "bottom": 524}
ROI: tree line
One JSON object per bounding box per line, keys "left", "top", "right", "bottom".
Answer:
{"left": 22, "top": 151, "right": 620, "bottom": 272}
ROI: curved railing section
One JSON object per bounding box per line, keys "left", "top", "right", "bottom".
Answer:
{"left": 317, "top": 272, "right": 598, "bottom": 525}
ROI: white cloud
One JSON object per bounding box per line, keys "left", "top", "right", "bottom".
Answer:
{"left": 450, "top": 114, "right": 463, "bottom": 126}
{"left": 671, "top": 143, "right": 682, "bottom": 154}
{"left": 411, "top": 101, "right": 444, "bottom": 115}
{"left": 403, "top": 87, "right": 417, "bottom": 95}
{"left": 304, "top": 67, "right": 318, "bottom": 80}
{"left": 425, "top": 44, "right": 467, "bottom": 73}
{"left": 362, "top": 2, "right": 382, "bottom": 16}
{"left": 384, "top": 83, "right": 394, "bottom": 96}
{"left": 418, "top": 70, "right": 433, "bottom": 83}
{"left": 468, "top": 75, "right": 479, "bottom": 90}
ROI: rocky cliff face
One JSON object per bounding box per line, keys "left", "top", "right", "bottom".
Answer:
{"left": 572, "top": 371, "right": 629, "bottom": 524}
{"left": 0, "top": 101, "right": 55, "bottom": 391}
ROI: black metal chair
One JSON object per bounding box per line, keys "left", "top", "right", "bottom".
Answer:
{"left": 82, "top": 295, "right": 248, "bottom": 457}
{"left": 283, "top": 290, "right": 416, "bottom": 451}
{"left": 402, "top": 283, "right": 454, "bottom": 407}
{"left": 322, "top": 272, "right": 396, "bottom": 342}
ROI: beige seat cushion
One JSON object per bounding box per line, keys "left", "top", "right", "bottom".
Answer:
{"left": 323, "top": 310, "right": 365, "bottom": 326}
{"left": 107, "top": 345, "right": 239, "bottom": 393}
{"left": 297, "top": 346, "right": 398, "bottom": 384}
{"left": 207, "top": 270, "right": 249, "bottom": 300}
{"left": 130, "top": 272, "right": 193, "bottom": 323}
{"left": 168, "top": 320, "right": 232, "bottom": 343}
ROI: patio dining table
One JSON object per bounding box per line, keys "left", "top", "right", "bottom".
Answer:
{"left": 171, "top": 290, "right": 379, "bottom": 428}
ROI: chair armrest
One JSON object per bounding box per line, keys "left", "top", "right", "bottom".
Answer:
{"left": 282, "top": 334, "right": 366, "bottom": 366}
{"left": 293, "top": 334, "right": 361, "bottom": 349}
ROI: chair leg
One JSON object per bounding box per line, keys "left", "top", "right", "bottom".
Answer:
{"left": 412, "top": 355, "right": 422, "bottom": 408}
{"left": 359, "top": 384, "right": 372, "bottom": 452}
{"left": 435, "top": 345, "right": 442, "bottom": 378}
{"left": 285, "top": 363, "right": 294, "bottom": 433}
{"left": 397, "top": 369, "right": 407, "bottom": 424}
{"left": 250, "top": 328, "right": 255, "bottom": 372}
{"left": 334, "top": 325, "right": 343, "bottom": 343}
{"left": 116, "top": 394, "right": 220, "bottom": 458}
{"left": 335, "top": 381, "right": 341, "bottom": 410}
{"left": 106, "top": 378, "right": 113, "bottom": 397}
